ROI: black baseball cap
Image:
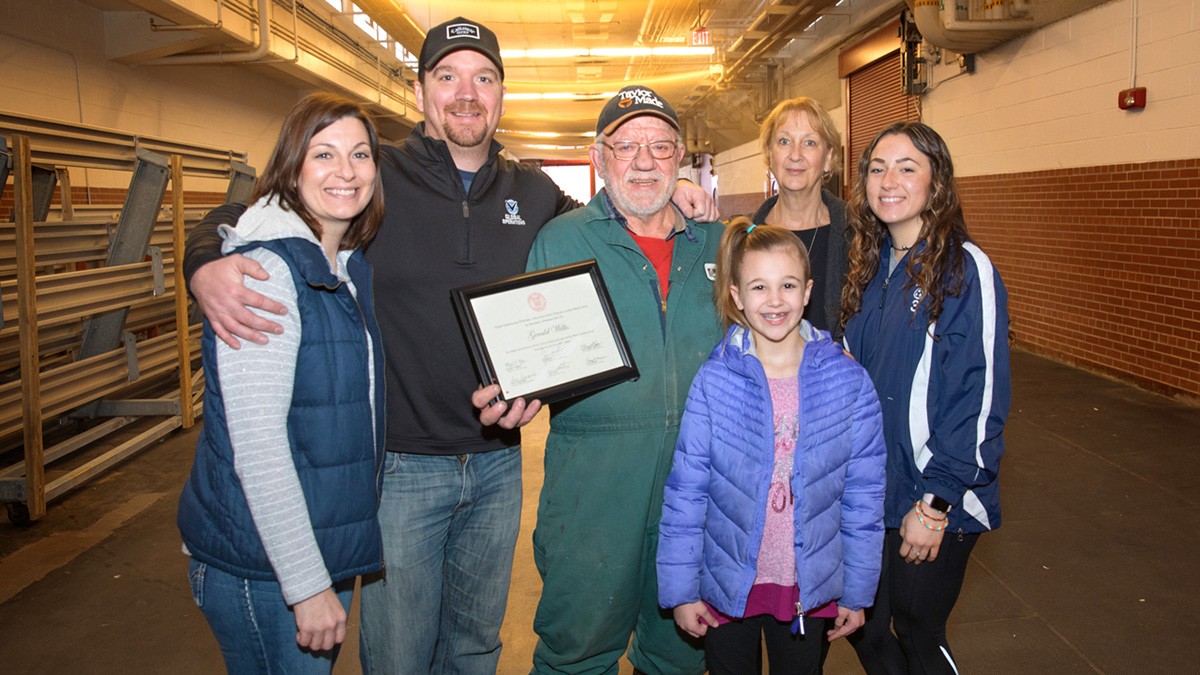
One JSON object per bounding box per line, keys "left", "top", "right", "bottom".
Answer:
{"left": 418, "top": 17, "right": 504, "bottom": 81}
{"left": 595, "top": 85, "right": 680, "bottom": 137}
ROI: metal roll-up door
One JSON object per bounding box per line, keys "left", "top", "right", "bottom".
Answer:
{"left": 847, "top": 51, "right": 921, "bottom": 191}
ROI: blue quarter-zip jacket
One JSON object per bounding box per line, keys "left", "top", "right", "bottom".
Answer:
{"left": 843, "top": 240, "right": 1011, "bottom": 533}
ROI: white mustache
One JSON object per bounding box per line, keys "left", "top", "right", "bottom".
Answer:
{"left": 624, "top": 170, "right": 666, "bottom": 184}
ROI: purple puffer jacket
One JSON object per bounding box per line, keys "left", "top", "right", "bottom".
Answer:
{"left": 657, "top": 322, "right": 886, "bottom": 616}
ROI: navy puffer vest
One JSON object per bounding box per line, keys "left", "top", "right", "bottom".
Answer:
{"left": 178, "top": 237, "right": 385, "bottom": 583}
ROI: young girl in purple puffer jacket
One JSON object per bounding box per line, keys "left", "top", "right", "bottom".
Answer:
{"left": 657, "top": 218, "right": 886, "bottom": 674}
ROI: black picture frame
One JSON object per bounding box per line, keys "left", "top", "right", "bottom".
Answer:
{"left": 451, "top": 259, "right": 639, "bottom": 405}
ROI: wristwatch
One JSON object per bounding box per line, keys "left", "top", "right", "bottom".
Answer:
{"left": 924, "top": 494, "right": 952, "bottom": 514}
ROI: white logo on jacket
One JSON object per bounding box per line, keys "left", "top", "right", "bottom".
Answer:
{"left": 911, "top": 287, "right": 924, "bottom": 314}
{"left": 502, "top": 199, "right": 526, "bottom": 226}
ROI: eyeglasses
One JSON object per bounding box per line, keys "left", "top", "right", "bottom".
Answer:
{"left": 599, "top": 140, "right": 678, "bottom": 161}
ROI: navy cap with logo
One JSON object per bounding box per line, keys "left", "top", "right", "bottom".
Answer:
{"left": 418, "top": 17, "right": 504, "bottom": 81}
{"left": 595, "top": 85, "right": 680, "bottom": 137}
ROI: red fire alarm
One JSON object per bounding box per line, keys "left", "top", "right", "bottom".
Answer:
{"left": 1118, "top": 87, "right": 1147, "bottom": 110}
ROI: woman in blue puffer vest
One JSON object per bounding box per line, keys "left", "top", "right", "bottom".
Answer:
{"left": 177, "top": 93, "right": 386, "bottom": 674}
{"left": 657, "top": 219, "right": 886, "bottom": 674}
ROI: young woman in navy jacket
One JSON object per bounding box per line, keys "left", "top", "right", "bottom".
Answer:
{"left": 841, "top": 122, "right": 1011, "bottom": 675}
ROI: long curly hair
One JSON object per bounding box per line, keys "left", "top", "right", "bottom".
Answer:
{"left": 839, "top": 122, "right": 969, "bottom": 331}
{"left": 715, "top": 216, "right": 812, "bottom": 330}
{"left": 253, "top": 93, "right": 385, "bottom": 250}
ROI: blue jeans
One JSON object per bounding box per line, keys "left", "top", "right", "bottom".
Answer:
{"left": 359, "top": 446, "right": 522, "bottom": 674}
{"left": 188, "top": 558, "right": 354, "bottom": 674}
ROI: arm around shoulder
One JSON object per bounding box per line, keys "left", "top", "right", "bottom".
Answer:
{"left": 186, "top": 203, "right": 288, "bottom": 349}
{"left": 183, "top": 203, "right": 248, "bottom": 284}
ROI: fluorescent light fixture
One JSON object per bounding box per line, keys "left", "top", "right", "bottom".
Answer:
{"left": 505, "top": 91, "right": 619, "bottom": 101}
{"left": 499, "top": 128, "right": 597, "bottom": 138}
{"left": 523, "top": 143, "right": 592, "bottom": 151}
{"left": 502, "top": 46, "right": 714, "bottom": 59}
{"left": 508, "top": 48, "right": 588, "bottom": 59}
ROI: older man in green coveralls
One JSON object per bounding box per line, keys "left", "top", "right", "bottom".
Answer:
{"left": 478, "top": 84, "right": 722, "bottom": 674}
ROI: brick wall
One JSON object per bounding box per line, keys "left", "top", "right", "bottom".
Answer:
{"left": 962, "top": 158, "right": 1200, "bottom": 399}
{"left": 714, "top": 158, "right": 1200, "bottom": 400}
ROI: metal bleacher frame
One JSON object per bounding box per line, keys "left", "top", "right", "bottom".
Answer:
{"left": 0, "top": 111, "right": 255, "bottom": 524}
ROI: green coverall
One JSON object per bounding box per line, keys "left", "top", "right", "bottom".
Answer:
{"left": 526, "top": 193, "right": 724, "bottom": 674}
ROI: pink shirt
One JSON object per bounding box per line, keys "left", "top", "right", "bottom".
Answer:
{"left": 707, "top": 376, "right": 836, "bottom": 623}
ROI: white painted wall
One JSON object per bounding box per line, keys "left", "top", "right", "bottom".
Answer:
{"left": 2, "top": 0, "right": 345, "bottom": 191}
{"left": 921, "top": 0, "right": 1200, "bottom": 176}
{"left": 712, "top": 139, "right": 768, "bottom": 199}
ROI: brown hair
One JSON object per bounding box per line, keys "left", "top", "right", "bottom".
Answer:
{"left": 715, "top": 216, "right": 812, "bottom": 329}
{"left": 839, "top": 121, "right": 969, "bottom": 331}
{"left": 253, "top": 93, "right": 385, "bottom": 250}
{"left": 758, "top": 96, "right": 843, "bottom": 178}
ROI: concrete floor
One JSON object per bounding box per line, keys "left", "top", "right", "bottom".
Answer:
{"left": 2, "top": 349, "right": 1199, "bottom": 674}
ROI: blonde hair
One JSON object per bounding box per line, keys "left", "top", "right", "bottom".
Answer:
{"left": 715, "top": 216, "right": 812, "bottom": 329}
{"left": 758, "top": 97, "right": 843, "bottom": 177}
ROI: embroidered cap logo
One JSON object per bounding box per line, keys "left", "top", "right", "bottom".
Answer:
{"left": 446, "top": 23, "right": 481, "bottom": 40}
{"left": 619, "top": 89, "right": 665, "bottom": 111}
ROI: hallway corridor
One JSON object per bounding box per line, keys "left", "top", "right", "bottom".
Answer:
{"left": 1, "top": 350, "right": 1197, "bottom": 673}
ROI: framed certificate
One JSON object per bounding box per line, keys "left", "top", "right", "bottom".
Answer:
{"left": 451, "top": 260, "right": 639, "bottom": 405}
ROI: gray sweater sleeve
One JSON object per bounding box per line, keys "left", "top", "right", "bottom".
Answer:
{"left": 216, "top": 248, "right": 331, "bottom": 605}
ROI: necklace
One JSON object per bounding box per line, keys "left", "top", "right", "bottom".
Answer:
{"left": 769, "top": 202, "right": 825, "bottom": 253}
{"left": 799, "top": 226, "right": 818, "bottom": 253}
{"left": 892, "top": 241, "right": 914, "bottom": 251}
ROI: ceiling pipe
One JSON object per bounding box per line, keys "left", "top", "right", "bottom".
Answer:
{"left": 142, "top": 0, "right": 272, "bottom": 66}
{"left": 908, "top": 0, "right": 1112, "bottom": 55}
{"left": 717, "top": 0, "right": 838, "bottom": 89}
{"left": 908, "top": 0, "right": 1030, "bottom": 54}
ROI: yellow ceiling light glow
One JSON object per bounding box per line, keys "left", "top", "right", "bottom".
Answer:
{"left": 522, "top": 143, "right": 593, "bottom": 152}
{"left": 504, "top": 91, "right": 620, "bottom": 101}
{"left": 505, "top": 48, "right": 588, "bottom": 59}
{"left": 499, "top": 128, "right": 598, "bottom": 139}
{"left": 502, "top": 46, "right": 714, "bottom": 59}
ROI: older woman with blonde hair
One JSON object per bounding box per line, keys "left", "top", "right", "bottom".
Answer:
{"left": 750, "top": 96, "right": 849, "bottom": 336}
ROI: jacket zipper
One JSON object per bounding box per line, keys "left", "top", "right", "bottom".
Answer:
{"left": 793, "top": 353, "right": 807, "bottom": 637}
{"left": 349, "top": 275, "right": 387, "bottom": 580}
